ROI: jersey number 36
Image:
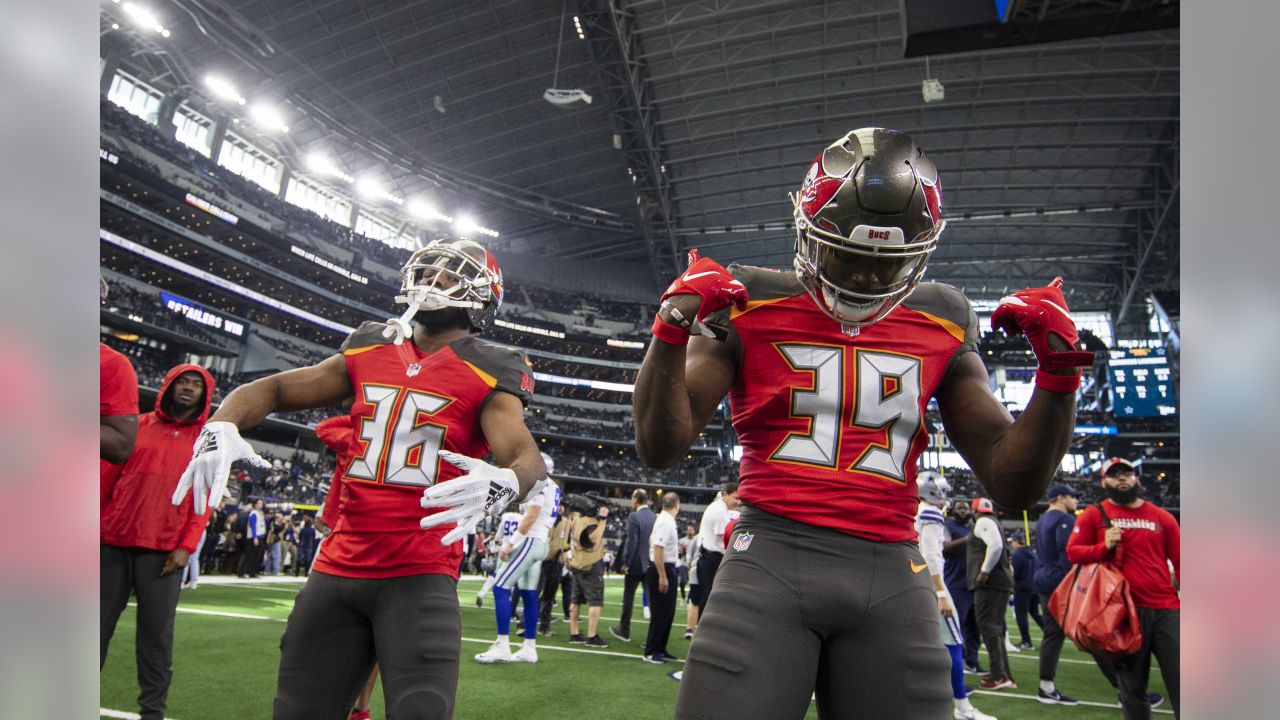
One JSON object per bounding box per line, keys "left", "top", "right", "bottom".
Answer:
{"left": 346, "top": 384, "right": 454, "bottom": 487}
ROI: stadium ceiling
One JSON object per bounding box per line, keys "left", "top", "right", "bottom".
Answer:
{"left": 101, "top": 0, "right": 1178, "bottom": 313}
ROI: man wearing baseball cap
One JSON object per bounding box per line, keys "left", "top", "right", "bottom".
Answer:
{"left": 966, "top": 497, "right": 1015, "bottom": 690}
{"left": 1032, "top": 482, "right": 1082, "bottom": 704}
{"left": 1068, "top": 459, "right": 1181, "bottom": 719}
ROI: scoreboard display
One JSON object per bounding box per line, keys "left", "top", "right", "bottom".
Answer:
{"left": 1108, "top": 347, "right": 1176, "bottom": 417}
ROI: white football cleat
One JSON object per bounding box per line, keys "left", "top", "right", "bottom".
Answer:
{"left": 1005, "top": 636, "right": 1020, "bottom": 652}
{"left": 955, "top": 706, "right": 997, "bottom": 720}
{"left": 474, "top": 642, "right": 514, "bottom": 664}
{"left": 511, "top": 645, "right": 538, "bottom": 663}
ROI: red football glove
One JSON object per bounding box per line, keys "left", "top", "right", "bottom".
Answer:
{"left": 651, "top": 249, "right": 749, "bottom": 346}
{"left": 990, "top": 277, "right": 1095, "bottom": 393}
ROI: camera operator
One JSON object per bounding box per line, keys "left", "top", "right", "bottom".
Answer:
{"left": 566, "top": 496, "right": 611, "bottom": 648}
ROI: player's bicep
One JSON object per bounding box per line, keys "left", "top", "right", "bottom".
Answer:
{"left": 685, "top": 334, "right": 737, "bottom": 431}
{"left": 480, "top": 391, "right": 544, "bottom": 487}
{"left": 936, "top": 352, "right": 1013, "bottom": 479}
{"left": 269, "top": 354, "right": 354, "bottom": 411}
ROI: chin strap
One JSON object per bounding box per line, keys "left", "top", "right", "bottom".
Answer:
{"left": 383, "top": 300, "right": 421, "bottom": 345}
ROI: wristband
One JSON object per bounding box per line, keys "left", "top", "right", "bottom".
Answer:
{"left": 509, "top": 531, "right": 525, "bottom": 547}
{"left": 651, "top": 314, "right": 691, "bottom": 346}
{"left": 1035, "top": 368, "right": 1082, "bottom": 394}
{"left": 936, "top": 590, "right": 949, "bottom": 598}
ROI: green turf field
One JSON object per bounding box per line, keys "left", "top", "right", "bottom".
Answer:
{"left": 101, "top": 575, "right": 1170, "bottom": 719}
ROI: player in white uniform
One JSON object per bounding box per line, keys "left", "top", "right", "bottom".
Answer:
{"left": 476, "top": 510, "right": 523, "bottom": 606}
{"left": 475, "top": 453, "right": 561, "bottom": 663}
{"left": 916, "top": 471, "right": 997, "bottom": 720}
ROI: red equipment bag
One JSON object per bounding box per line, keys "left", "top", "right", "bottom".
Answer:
{"left": 1047, "top": 505, "right": 1143, "bottom": 656}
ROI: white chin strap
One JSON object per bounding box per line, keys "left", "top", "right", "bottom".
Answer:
{"left": 382, "top": 302, "right": 420, "bottom": 345}
{"left": 382, "top": 290, "right": 480, "bottom": 344}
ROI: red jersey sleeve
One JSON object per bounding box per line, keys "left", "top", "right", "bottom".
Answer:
{"left": 178, "top": 505, "right": 213, "bottom": 554}
{"left": 320, "top": 471, "right": 343, "bottom": 531}
{"left": 100, "top": 345, "right": 139, "bottom": 417}
{"left": 1162, "top": 509, "right": 1180, "bottom": 582}
{"left": 1066, "top": 505, "right": 1111, "bottom": 564}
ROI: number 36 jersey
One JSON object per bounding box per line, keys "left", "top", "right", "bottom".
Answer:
{"left": 711, "top": 266, "right": 978, "bottom": 543}
{"left": 313, "top": 321, "right": 534, "bottom": 580}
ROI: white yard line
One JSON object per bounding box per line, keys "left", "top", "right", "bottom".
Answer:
{"left": 139, "top": 604, "right": 678, "bottom": 663}
{"left": 969, "top": 690, "right": 1174, "bottom": 715}
{"left": 101, "top": 709, "right": 178, "bottom": 719}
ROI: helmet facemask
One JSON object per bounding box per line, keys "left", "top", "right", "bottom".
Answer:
{"left": 384, "top": 238, "right": 503, "bottom": 343}
{"left": 917, "top": 470, "right": 952, "bottom": 508}
{"left": 793, "top": 193, "right": 942, "bottom": 327}
{"left": 791, "top": 128, "right": 945, "bottom": 329}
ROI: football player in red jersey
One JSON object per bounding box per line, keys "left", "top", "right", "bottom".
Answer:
{"left": 634, "top": 128, "right": 1093, "bottom": 719}
{"left": 172, "top": 237, "right": 546, "bottom": 720}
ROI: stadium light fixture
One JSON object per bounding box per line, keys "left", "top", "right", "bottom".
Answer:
{"left": 356, "top": 176, "right": 404, "bottom": 206}
{"left": 573, "top": 15, "right": 586, "bottom": 40}
{"left": 120, "top": 2, "right": 169, "bottom": 36}
{"left": 250, "top": 103, "right": 289, "bottom": 133}
{"left": 453, "top": 215, "right": 478, "bottom": 235}
{"left": 408, "top": 198, "right": 452, "bottom": 224}
{"left": 204, "top": 75, "right": 245, "bottom": 105}
{"left": 306, "top": 151, "right": 354, "bottom": 183}
{"left": 452, "top": 215, "right": 499, "bottom": 238}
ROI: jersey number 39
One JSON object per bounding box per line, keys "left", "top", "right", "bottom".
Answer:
{"left": 770, "top": 345, "right": 923, "bottom": 483}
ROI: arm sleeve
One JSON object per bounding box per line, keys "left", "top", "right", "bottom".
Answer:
{"left": 1055, "top": 516, "right": 1075, "bottom": 558}
{"left": 623, "top": 516, "right": 640, "bottom": 566}
{"left": 1164, "top": 511, "right": 1180, "bottom": 581}
{"left": 918, "top": 522, "right": 946, "bottom": 577}
{"left": 248, "top": 514, "right": 258, "bottom": 538}
{"left": 100, "top": 350, "right": 140, "bottom": 416}
{"left": 975, "top": 518, "right": 1003, "bottom": 573}
{"left": 178, "top": 504, "right": 213, "bottom": 554}
{"left": 321, "top": 466, "right": 345, "bottom": 530}
{"left": 1066, "top": 507, "right": 1110, "bottom": 564}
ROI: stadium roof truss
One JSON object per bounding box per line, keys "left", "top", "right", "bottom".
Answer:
{"left": 100, "top": 0, "right": 1178, "bottom": 313}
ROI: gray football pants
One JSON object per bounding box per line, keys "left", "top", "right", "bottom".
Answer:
{"left": 273, "top": 571, "right": 460, "bottom": 720}
{"left": 675, "top": 504, "right": 952, "bottom": 720}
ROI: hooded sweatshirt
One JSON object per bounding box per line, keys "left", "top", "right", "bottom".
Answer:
{"left": 100, "top": 363, "right": 215, "bottom": 554}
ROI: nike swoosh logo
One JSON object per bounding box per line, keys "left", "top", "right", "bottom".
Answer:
{"left": 682, "top": 270, "right": 720, "bottom": 281}
{"left": 910, "top": 560, "right": 928, "bottom": 574}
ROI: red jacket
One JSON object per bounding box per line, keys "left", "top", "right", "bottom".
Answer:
{"left": 314, "top": 415, "right": 355, "bottom": 532}
{"left": 1067, "top": 499, "right": 1180, "bottom": 610}
{"left": 100, "top": 363, "right": 215, "bottom": 554}
{"left": 100, "top": 343, "right": 139, "bottom": 504}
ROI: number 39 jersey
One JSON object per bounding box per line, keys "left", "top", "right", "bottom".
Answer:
{"left": 712, "top": 266, "right": 978, "bottom": 543}
{"left": 313, "top": 321, "right": 534, "bottom": 580}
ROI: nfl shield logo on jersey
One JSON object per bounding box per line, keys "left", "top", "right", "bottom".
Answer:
{"left": 733, "top": 532, "right": 754, "bottom": 552}
{"left": 406, "top": 363, "right": 422, "bottom": 377}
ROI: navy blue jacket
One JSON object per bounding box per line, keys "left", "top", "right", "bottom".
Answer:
{"left": 621, "top": 506, "right": 656, "bottom": 575}
{"left": 1032, "top": 508, "right": 1076, "bottom": 594}
{"left": 943, "top": 518, "right": 972, "bottom": 594}
{"left": 1012, "top": 546, "right": 1037, "bottom": 593}
{"left": 298, "top": 525, "right": 317, "bottom": 555}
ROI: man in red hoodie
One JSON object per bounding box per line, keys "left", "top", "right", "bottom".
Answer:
{"left": 1067, "top": 458, "right": 1180, "bottom": 720}
{"left": 101, "top": 363, "right": 215, "bottom": 720}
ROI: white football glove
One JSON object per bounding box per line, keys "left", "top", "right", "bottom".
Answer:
{"left": 420, "top": 450, "right": 520, "bottom": 545}
{"left": 171, "top": 421, "right": 271, "bottom": 515}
